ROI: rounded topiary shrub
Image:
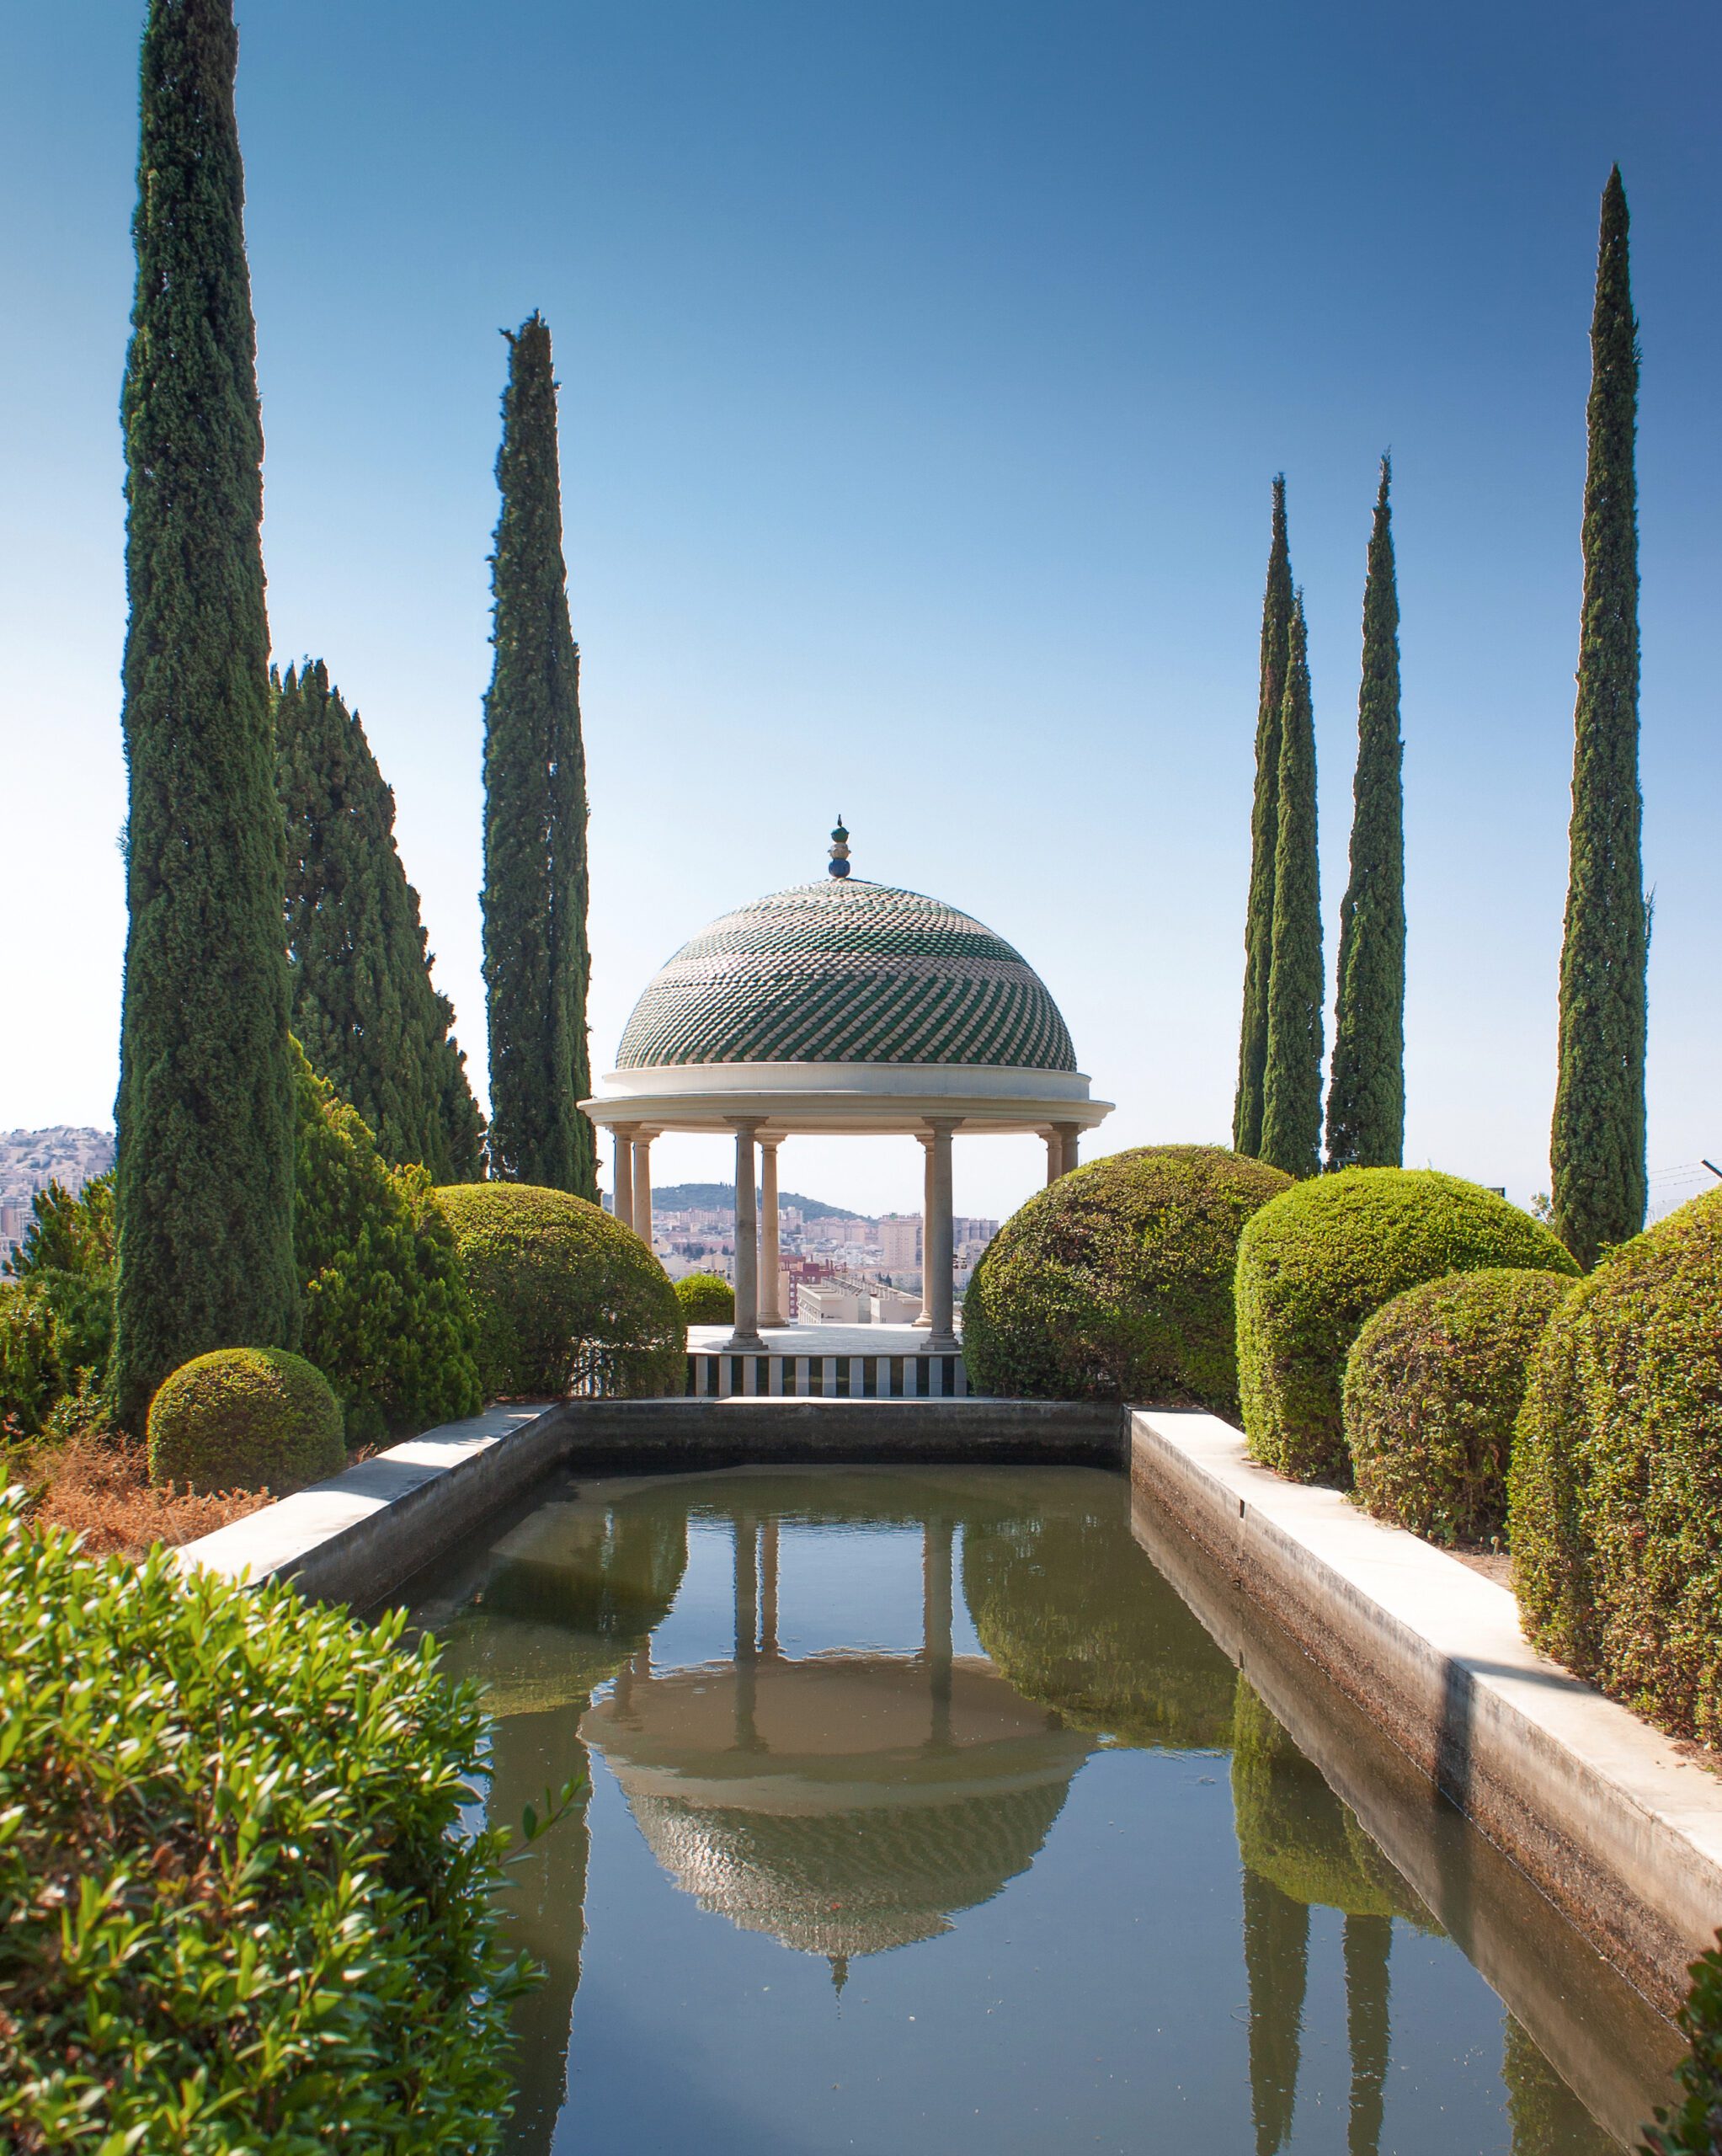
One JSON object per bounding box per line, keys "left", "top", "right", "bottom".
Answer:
{"left": 1343, "top": 1267, "right": 1574, "bottom": 1545}
{"left": 1235, "top": 1168, "right": 1578, "bottom": 1485}
{"left": 147, "top": 1348, "right": 345, "bottom": 1496}
{"left": 674, "top": 1271, "right": 735, "bottom": 1325}
{"left": 1510, "top": 1189, "right": 1722, "bottom": 1744}
{"left": 0, "top": 1490, "right": 531, "bottom": 2151}
{"left": 433, "top": 1183, "right": 685, "bottom": 1399}
{"left": 961, "top": 1145, "right": 1293, "bottom": 1412}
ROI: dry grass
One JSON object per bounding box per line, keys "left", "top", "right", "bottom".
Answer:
{"left": 12, "top": 1429, "right": 271, "bottom": 1559}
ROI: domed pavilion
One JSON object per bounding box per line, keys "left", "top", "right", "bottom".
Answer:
{"left": 579, "top": 825, "right": 1112, "bottom": 1356}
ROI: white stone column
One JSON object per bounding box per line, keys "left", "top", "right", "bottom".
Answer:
{"left": 631, "top": 1134, "right": 653, "bottom": 1244}
{"left": 758, "top": 1137, "right": 784, "bottom": 1329}
{"left": 612, "top": 1125, "right": 637, "bottom": 1227}
{"left": 1059, "top": 1123, "right": 1082, "bottom": 1178}
{"left": 914, "top": 1134, "right": 935, "bottom": 1328}
{"left": 921, "top": 1118, "right": 959, "bottom": 1352}
{"left": 728, "top": 1118, "right": 765, "bottom": 1349}
{"left": 1044, "top": 1131, "right": 1063, "bottom": 1186}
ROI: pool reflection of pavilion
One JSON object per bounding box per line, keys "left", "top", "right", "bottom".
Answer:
{"left": 583, "top": 1513, "right": 1090, "bottom": 1981}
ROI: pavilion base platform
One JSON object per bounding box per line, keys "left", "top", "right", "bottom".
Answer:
{"left": 686, "top": 1322, "right": 968, "bottom": 1400}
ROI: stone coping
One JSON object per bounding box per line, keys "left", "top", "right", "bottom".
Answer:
{"left": 1129, "top": 1406, "right": 1722, "bottom": 2017}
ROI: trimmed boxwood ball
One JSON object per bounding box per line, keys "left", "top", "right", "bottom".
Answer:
{"left": 1343, "top": 1267, "right": 1574, "bottom": 1545}
{"left": 147, "top": 1347, "right": 344, "bottom": 1496}
{"left": 434, "top": 1182, "right": 684, "bottom": 1399}
{"left": 674, "top": 1271, "right": 736, "bottom": 1325}
{"left": 961, "top": 1145, "right": 1293, "bottom": 1412}
{"left": 1235, "top": 1168, "right": 1578, "bottom": 1485}
{"left": 1510, "top": 1189, "right": 1722, "bottom": 1745}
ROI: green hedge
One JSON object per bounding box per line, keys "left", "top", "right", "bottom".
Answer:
{"left": 674, "top": 1271, "right": 735, "bottom": 1325}
{"left": 1236, "top": 1168, "right": 1578, "bottom": 1484}
{"left": 962, "top": 1145, "right": 1293, "bottom": 1412}
{"left": 1510, "top": 1189, "right": 1722, "bottom": 1744}
{"left": 147, "top": 1347, "right": 345, "bottom": 1495}
{"left": 295, "top": 1047, "right": 482, "bottom": 1442}
{"left": 433, "top": 1183, "right": 684, "bottom": 1399}
{"left": 1344, "top": 1267, "right": 1574, "bottom": 1545}
{"left": 1644, "top": 1935, "right": 1722, "bottom": 2155}
{"left": 0, "top": 1490, "right": 532, "bottom": 2152}
{"left": 0, "top": 1175, "right": 115, "bottom": 1438}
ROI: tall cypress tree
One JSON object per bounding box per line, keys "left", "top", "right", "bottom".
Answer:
{"left": 1551, "top": 168, "right": 1647, "bottom": 1269}
{"left": 113, "top": 0, "right": 295, "bottom": 1423}
{"left": 482, "top": 314, "right": 596, "bottom": 1198}
{"left": 1260, "top": 595, "right": 1325, "bottom": 1178}
{"left": 276, "top": 662, "right": 485, "bottom": 1183}
{"left": 1325, "top": 459, "right": 1406, "bottom": 1171}
{"left": 1234, "top": 478, "right": 1296, "bottom": 1158}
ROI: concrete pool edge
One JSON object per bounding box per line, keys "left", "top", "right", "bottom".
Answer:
{"left": 176, "top": 1395, "right": 1124, "bottom": 1602}
{"left": 1128, "top": 1405, "right": 1722, "bottom": 2017}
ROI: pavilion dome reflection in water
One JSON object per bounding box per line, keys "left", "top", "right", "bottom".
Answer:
{"left": 581, "top": 1510, "right": 1088, "bottom": 1971}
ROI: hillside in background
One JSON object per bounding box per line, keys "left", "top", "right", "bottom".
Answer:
{"left": 649, "top": 1182, "right": 865, "bottom": 1219}
{"left": 1, "top": 1127, "right": 114, "bottom": 1208}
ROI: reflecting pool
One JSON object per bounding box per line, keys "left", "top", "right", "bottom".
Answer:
{"left": 409, "top": 1466, "right": 1680, "bottom": 2154}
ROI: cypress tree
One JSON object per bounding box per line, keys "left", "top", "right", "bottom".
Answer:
{"left": 113, "top": 0, "right": 296, "bottom": 1423}
{"left": 277, "top": 662, "right": 485, "bottom": 1182}
{"left": 1234, "top": 478, "right": 1296, "bottom": 1158}
{"left": 482, "top": 314, "right": 596, "bottom": 1198}
{"left": 1259, "top": 595, "right": 1325, "bottom": 1179}
{"left": 1551, "top": 168, "right": 1647, "bottom": 1269}
{"left": 1325, "top": 459, "right": 1406, "bottom": 1171}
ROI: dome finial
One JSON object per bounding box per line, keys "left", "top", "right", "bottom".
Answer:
{"left": 828, "top": 816, "right": 850, "bottom": 879}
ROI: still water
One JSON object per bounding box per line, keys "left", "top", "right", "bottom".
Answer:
{"left": 410, "top": 1466, "right": 1680, "bottom": 2155}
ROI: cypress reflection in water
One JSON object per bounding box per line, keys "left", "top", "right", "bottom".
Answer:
{"left": 433, "top": 1501, "right": 688, "bottom": 2156}
{"left": 412, "top": 1469, "right": 1642, "bottom": 2153}
{"left": 1231, "top": 1676, "right": 1429, "bottom": 2156}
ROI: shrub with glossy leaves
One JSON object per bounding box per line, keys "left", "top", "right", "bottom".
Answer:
{"left": 147, "top": 1346, "right": 344, "bottom": 1495}
{"left": 1236, "top": 1168, "right": 1578, "bottom": 1484}
{"left": 294, "top": 1046, "right": 482, "bottom": 1442}
{"left": 674, "top": 1271, "right": 735, "bottom": 1325}
{"left": 434, "top": 1182, "right": 684, "bottom": 1399}
{"left": 1511, "top": 1189, "right": 1722, "bottom": 1744}
{"left": 1343, "top": 1267, "right": 1573, "bottom": 1545}
{"left": 0, "top": 1490, "right": 533, "bottom": 2153}
{"left": 1643, "top": 1935, "right": 1722, "bottom": 2156}
{"left": 962, "top": 1145, "right": 1293, "bottom": 1413}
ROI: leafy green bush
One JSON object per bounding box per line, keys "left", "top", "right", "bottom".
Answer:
{"left": 1343, "top": 1267, "right": 1573, "bottom": 1545}
{"left": 0, "top": 1489, "right": 533, "bottom": 2153}
{"left": 1643, "top": 1935, "right": 1722, "bottom": 2155}
{"left": 0, "top": 1176, "right": 115, "bottom": 1437}
{"left": 434, "top": 1183, "right": 685, "bottom": 1399}
{"left": 962, "top": 1145, "right": 1293, "bottom": 1412}
{"left": 1236, "top": 1169, "right": 1578, "bottom": 1484}
{"left": 295, "top": 1046, "right": 482, "bottom": 1442}
{"left": 1510, "top": 1189, "right": 1722, "bottom": 1743}
{"left": 674, "top": 1271, "right": 736, "bottom": 1325}
{"left": 147, "top": 1347, "right": 345, "bottom": 1495}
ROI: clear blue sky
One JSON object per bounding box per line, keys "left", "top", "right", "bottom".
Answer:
{"left": 2, "top": 0, "right": 1716, "bottom": 1222}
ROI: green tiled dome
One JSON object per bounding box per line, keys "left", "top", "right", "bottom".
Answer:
{"left": 615, "top": 880, "right": 1078, "bottom": 1073}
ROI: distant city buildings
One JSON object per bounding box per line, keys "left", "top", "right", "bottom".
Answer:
{"left": 0, "top": 1126, "right": 115, "bottom": 1262}
{"left": 635, "top": 1188, "right": 998, "bottom": 1326}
